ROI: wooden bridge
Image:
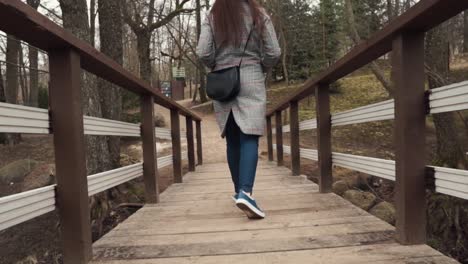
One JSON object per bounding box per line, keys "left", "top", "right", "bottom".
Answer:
{"left": 1, "top": 0, "right": 468, "bottom": 263}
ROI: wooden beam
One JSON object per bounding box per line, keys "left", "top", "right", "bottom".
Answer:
{"left": 49, "top": 49, "right": 92, "bottom": 263}
{"left": 171, "top": 109, "right": 182, "bottom": 183}
{"left": 393, "top": 32, "right": 426, "bottom": 245}
{"left": 266, "top": 116, "right": 274, "bottom": 162}
{"left": 316, "top": 84, "right": 332, "bottom": 193}
{"left": 196, "top": 120, "right": 203, "bottom": 165}
{"left": 290, "top": 101, "right": 300, "bottom": 176}
{"left": 141, "top": 95, "right": 159, "bottom": 203}
{"left": 275, "top": 111, "right": 284, "bottom": 166}
{"left": 186, "top": 116, "right": 195, "bottom": 172}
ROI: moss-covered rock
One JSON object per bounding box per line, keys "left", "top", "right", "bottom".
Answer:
{"left": 343, "top": 190, "right": 377, "bottom": 211}
{"left": 369, "top": 201, "right": 396, "bottom": 224}
{"left": 0, "top": 159, "right": 39, "bottom": 185}
{"left": 332, "top": 180, "right": 349, "bottom": 196}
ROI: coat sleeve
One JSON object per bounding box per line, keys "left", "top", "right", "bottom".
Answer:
{"left": 261, "top": 15, "right": 281, "bottom": 69}
{"left": 196, "top": 16, "right": 216, "bottom": 69}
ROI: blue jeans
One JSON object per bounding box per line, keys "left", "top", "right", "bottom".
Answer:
{"left": 225, "top": 113, "right": 259, "bottom": 194}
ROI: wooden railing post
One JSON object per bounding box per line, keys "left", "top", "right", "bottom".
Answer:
{"left": 266, "top": 116, "right": 274, "bottom": 162}
{"left": 186, "top": 116, "right": 195, "bottom": 172}
{"left": 49, "top": 49, "right": 92, "bottom": 263}
{"left": 196, "top": 120, "right": 203, "bottom": 165}
{"left": 171, "top": 109, "right": 183, "bottom": 183}
{"left": 393, "top": 32, "right": 426, "bottom": 245}
{"left": 316, "top": 84, "right": 332, "bottom": 193}
{"left": 275, "top": 111, "right": 284, "bottom": 166}
{"left": 290, "top": 101, "right": 300, "bottom": 175}
{"left": 141, "top": 95, "right": 159, "bottom": 203}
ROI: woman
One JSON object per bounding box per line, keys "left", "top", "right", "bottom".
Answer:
{"left": 196, "top": 0, "right": 281, "bottom": 219}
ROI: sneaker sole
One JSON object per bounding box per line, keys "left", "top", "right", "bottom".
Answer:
{"left": 236, "top": 198, "right": 265, "bottom": 219}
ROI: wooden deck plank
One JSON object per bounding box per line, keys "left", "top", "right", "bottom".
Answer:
{"left": 92, "top": 161, "right": 458, "bottom": 264}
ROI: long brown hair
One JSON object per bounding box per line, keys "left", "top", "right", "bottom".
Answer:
{"left": 211, "top": 0, "right": 265, "bottom": 47}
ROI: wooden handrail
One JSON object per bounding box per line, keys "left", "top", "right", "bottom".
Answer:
{"left": 266, "top": 0, "right": 468, "bottom": 116}
{"left": 0, "top": 0, "right": 201, "bottom": 121}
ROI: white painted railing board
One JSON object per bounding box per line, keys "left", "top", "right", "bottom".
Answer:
{"left": 88, "top": 163, "right": 143, "bottom": 196}
{"left": 83, "top": 116, "right": 140, "bottom": 137}
{"left": 300, "top": 119, "right": 317, "bottom": 130}
{"left": 155, "top": 128, "right": 172, "bottom": 140}
{"left": 0, "top": 185, "right": 56, "bottom": 231}
{"left": 332, "top": 100, "right": 394, "bottom": 127}
{"left": 272, "top": 119, "right": 318, "bottom": 134}
{"left": 430, "top": 81, "right": 468, "bottom": 114}
{"left": 158, "top": 155, "right": 173, "bottom": 168}
{"left": 0, "top": 102, "right": 50, "bottom": 134}
{"left": 332, "top": 153, "right": 396, "bottom": 181}
{"left": 273, "top": 144, "right": 319, "bottom": 161}
{"left": 88, "top": 169, "right": 143, "bottom": 196}
{"left": 301, "top": 148, "right": 319, "bottom": 161}
{"left": 157, "top": 151, "right": 188, "bottom": 169}
{"left": 431, "top": 166, "right": 468, "bottom": 200}
{"left": 436, "top": 187, "right": 468, "bottom": 200}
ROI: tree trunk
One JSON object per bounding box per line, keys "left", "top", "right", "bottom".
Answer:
{"left": 27, "top": 0, "right": 40, "bottom": 107}
{"left": 0, "top": 64, "right": 5, "bottom": 144}
{"left": 426, "top": 24, "right": 467, "bottom": 169}
{"left": 344, "top": 0, "right": 393, "bottom": 96}
{"left": 136, "top": 31, "right": 152, "bottom": 83}
{"left": 0, "top": 65, "right": 5, "bottom": 103}
{"left": 464, "top": 11, "right": 468, "bottom": 53}
{"left": 90, "top": 0, "right": 97, "bottom": 47}
{"left": 196, "top": 0, "right": 207, "bottom": 103}
{"left": 279, "top": 22, "right": 289, "bottom": 85}
{"left": 59, "top": 0, "right": 111, "bottom": 174}
{"left": 5, "top": 35, "right": 21, "bottom": 145}
{"left": 18, "top": 47, "right": 29, "bottom": 105}
{"left": 98, "top": 0, "right": 123, "bottom": 169}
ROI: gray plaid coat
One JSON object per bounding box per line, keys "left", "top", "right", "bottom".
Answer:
{"left": 196, "top": 3, "right": 281, "bottom": 137}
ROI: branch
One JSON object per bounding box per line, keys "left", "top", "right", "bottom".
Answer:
{"left": 164, "top": 24, "right": 207, "bottom": 74}
{"left": 344, "top": 0, "right": 393, "bottom": 96}
{"left": 149, "top": 0, "right": 194, "bottom": 31}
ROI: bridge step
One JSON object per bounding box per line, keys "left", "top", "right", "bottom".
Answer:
{"left": 91, "top": 161, "right": 458, "bottom": 264}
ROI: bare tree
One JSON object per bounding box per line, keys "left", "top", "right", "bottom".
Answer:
{"left": 27, "top": 0, "right": 41, "bottom": 107}
{"left": 5, "top": 35, "right": 21, "bottom": 145}
{"left": 464, "top": 11, "right": 468, "bottom": 53}
{"left": 344, "top": 0, "right": 393, "bottom": 96}
{"left": 123, "top": 0, "right": 194, "bottom": 83}
{"left": 195, "top": 0, "right": 208, "bottom": 102}
{"left": 426, "top": 24, "right": 467, "bottom": 169}
{"left": 98, "top": 0, "right": 124, "bottom": 169}
{"left": 0, "top": 65, "right": 4, "bottom": 103}
{"left": 90, "top": 0, "right": 97, "bottom": 47}
{"left": 58, "top": 0, "right": 112, "bottom": 174}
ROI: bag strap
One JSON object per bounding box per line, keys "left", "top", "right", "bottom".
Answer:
{"left": 238, "top": 23, "right": 255, "bottom": 67}
{"left": 208, "top": 19, "right": 255, "bottom": 69}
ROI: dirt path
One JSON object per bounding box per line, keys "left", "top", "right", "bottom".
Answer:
{"left": 155, "top": 100, "right": 226, "bottom": 164}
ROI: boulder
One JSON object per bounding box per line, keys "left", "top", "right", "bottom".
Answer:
{"left": 120, "top": 153, "right": 140, "bottom": 166}
{"left": 15, "top": 256, "right": 38, "bottom": 264}
{"left": 0, "top": 159, "right": 39, "bottom": 185}
{"left": 343, "top": 190, "right": 377, "bottom": 211}
{"left": 370, "top": 201, "right": 396, "bottom": 224}
{"left": 154, "top": 113, "right": 165, "bottom": 127}
{"left": 332, "top": 180, "right": 349, "bottom": 196}
{"left": 21, "top": 164, "right": 55, "bottom": 192}
{"left": 346, "top": 171, "right": 371, "bottom": 189}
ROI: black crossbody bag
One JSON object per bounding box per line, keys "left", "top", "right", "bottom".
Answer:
{"left": 206, "top": 23, "right": 255, "bottom": 102}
